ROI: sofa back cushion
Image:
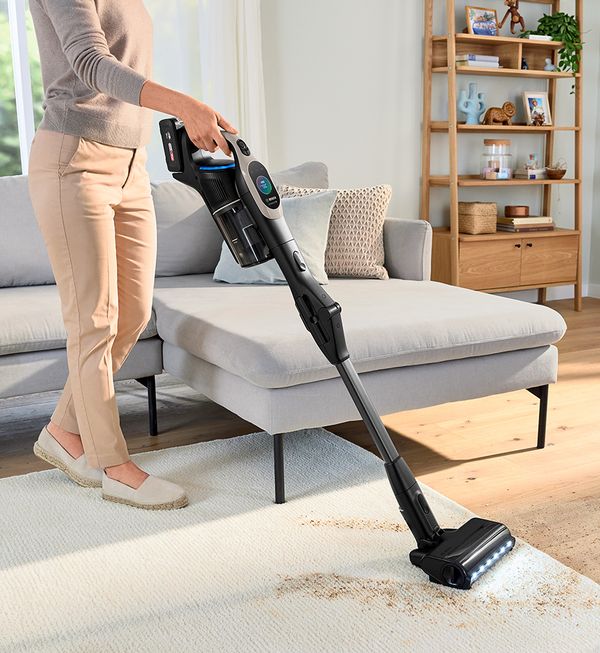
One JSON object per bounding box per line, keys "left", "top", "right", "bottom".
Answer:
{"left": 1, "top": 161, "right": 329, "bottom": 286}
{"left": 152, "top": 181, "right": 222, "bottom": 276}
{"left": 154, "top": 161, "right": 329, "bottom": 277}
{"left": 0, "top": 175, "right": 55, "bottom": 287}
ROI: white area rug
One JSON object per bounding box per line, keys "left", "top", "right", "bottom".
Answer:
{"left": 1, "top": 429, "right": 599, "bottom": 653}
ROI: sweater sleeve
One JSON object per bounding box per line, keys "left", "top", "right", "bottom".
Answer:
{"left": 41, "top": 0, "right": 148, "bottom": 106}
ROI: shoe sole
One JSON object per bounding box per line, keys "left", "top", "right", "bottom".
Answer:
{"left": 33, "top": 441, "right": 102, "bottom": 488}
{"left": 101, "top": 492, "right": 189, "bottom": 510}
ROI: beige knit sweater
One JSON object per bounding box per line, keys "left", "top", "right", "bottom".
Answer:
{"left": 30, "top": 0, "right": 154, "bottom": 148}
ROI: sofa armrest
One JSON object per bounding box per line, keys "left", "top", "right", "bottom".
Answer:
{"left": 383, "top": 218, "right": 432, "bottom": 281}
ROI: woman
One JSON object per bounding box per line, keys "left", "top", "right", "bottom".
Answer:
{"left": 28, "top": 0, "right": 237, "bottom": 510}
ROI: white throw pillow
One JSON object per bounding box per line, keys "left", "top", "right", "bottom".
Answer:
{"left": 213, "top": 190, "right": 338, "bottom": 285}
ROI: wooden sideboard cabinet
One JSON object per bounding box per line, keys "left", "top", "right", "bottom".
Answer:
{"left": 432, "top": 228, "right": 579, "bottom": 293}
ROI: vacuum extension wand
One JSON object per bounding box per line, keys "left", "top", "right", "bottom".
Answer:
{"left": 159, "top": 118, "right": 515, "bottom": 590}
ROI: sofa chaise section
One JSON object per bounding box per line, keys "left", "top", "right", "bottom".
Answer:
{"left": 150, "top": 218, "right": 566, "bottom": 502}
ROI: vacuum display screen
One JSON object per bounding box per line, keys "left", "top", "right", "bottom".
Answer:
{"left": 248, "top": 161, "right": 280, "bottom": 209}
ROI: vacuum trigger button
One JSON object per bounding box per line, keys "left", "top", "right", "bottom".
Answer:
{"left": 293, "top": 250, "right": 307, "bottom": 271}
{"left": 417, "top": 492, "right": 431, "bottom": 514}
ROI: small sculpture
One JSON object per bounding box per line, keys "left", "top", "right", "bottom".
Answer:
{"left": 531, "top": 113, "right": 545, "bottom": 127}
{"left": 482, "top": 102, "right": 517, "bottom": 126}
{"left": 499, "top": 0, "right": 525, "bottom": 34}
{"left": 457, "top": 82, "right": 486, "bottom": 125}
{"left": 521, "top": 57, "right": 529, "bottom": 70}
{"left": 544, "top": 58, "right": 557, "bottom": 71}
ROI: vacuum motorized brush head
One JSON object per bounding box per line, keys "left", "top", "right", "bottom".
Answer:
{"left": 409, "top": 517, "right": 514, "bottom": 589}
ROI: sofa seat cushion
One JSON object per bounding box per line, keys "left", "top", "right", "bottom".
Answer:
{"left": 152, "top": 275, "right": 566, "bottom": 389}
{"left": 0, "top": 285, "right": 157, "bottom": 356}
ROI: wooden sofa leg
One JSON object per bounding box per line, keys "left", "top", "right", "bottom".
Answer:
{"left": 527, "top": 385, "right": 548, "bottom": 449}
{"left": 273, "top": 433, "right": 285, "bottom": 504}
{"left": 135, "top": 375, "right": 158, "bottom": 436}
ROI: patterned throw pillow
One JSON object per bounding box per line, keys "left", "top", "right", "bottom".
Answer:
{"left": 279, "top": 183, "right": 392, "bottom": 279}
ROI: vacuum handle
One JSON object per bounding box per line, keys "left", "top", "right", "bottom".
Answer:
{"left": 190, "top": 148, "right": 214, "bottom": 164}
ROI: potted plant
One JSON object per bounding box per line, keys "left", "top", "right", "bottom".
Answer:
{"left": 522, "top": 12, "right": 583, "bottom": 75}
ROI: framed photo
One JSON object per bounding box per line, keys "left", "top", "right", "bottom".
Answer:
{"left": 465, "top": 6, "right": 499, "bottom": 36}
{"left": 522, "top": 91, "right": 553, "bottom": 126}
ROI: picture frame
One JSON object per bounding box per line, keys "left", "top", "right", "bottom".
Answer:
{"left": 522, "top": 91, "right": 553, "bottom": 126}
{"left": 465, "top": 6, "right": 499, "bottom": 36}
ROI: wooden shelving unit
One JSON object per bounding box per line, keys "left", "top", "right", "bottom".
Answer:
{"left": 420, "top": 0, "right": 583, "bottom": 310}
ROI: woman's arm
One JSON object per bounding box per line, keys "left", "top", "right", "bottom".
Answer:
{"left": 40, "top": 0, "right": 149, "bottom": 106}
{"left": 41, "top": 0, "right": 237, "bottom": 155}
{"left": 139, "top": 80, "right": 237, "bottom": 155}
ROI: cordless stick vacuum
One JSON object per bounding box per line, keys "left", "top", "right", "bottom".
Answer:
{"left": 159, "top": 118, "right": 515, "bottom": 590}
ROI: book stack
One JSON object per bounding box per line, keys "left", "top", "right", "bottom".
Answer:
{"left": 456, "top": 54, "right": 501, "bottom": 69}
{"left": 496, "top": 216, "right": 555, "bottom": 233}
{"left": 515, "top": 167, "right": 547, "bottom": 180}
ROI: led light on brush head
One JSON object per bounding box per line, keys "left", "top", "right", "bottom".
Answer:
{"left": 470, "top": 538, "right": 514, "bottom": 584}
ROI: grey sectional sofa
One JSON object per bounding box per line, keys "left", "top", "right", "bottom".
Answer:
{"left": 0, "top": 163, "right": 567, "bottom": 502}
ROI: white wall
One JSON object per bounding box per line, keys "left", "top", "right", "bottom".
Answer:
{"left": 261, "top": 0, "right": 421, "bottom": 218}
{"left": 261, "top": 0, "right": 600, "bottom": 300}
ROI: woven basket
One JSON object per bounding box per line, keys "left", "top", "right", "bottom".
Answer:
{"left": 458, "top": 202, "right": 497, "bottom": 235}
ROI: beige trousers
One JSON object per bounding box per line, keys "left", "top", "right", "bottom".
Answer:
{"left": 27, "top": 128, "right": 157, "bottom": 468}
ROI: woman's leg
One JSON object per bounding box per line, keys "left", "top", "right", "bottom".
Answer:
{"left": 103, "top": 145, "right": 158, "bottom": 487}
{"left": 51, "top": 147, "right": 157, "bottom": 439}
{"left": 28, "top": 130, "right": 135, "bottom": 469}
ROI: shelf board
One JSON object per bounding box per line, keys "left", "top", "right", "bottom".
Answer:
{"left": 433, "top": 227, "right": 580, "bottom": 242}
{"left": 431, "top": 122, "right": 579, "bottom": 133}
{"left": 432, "top": 33, "right": 564, "bottom": 48}
{"left": 430, "top": 175, "right": 580, "bottom": 187}
{"left": 433, "top": 66, "right": 579, "bottom": 79}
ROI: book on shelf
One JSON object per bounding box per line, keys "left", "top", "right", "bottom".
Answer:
{"left": 526, "top": 34, "right": 553, "bottom": 41}
{"left": 496, "top": 223, "right": 555, "bottom": 232}
{"left": 456, "top": 54, "right": 500, "bottom": 63}
{"left": 497, "top": 216, "right": 554, "bottom": 225}
{"left": 514, "top": 167, "right": 547, "bottom": 180}
{"left": 456, "top": 60, "right": 501, "bottom": 69}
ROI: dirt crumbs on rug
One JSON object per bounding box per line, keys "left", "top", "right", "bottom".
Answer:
{"left": 276, "top": 573, "right": 401, "bottom": 608}
{"left": 299, "top": 516, "right": 408, "bottom": 532}
{"left": 275, "top": 570, "right": 600, "bottom": 622}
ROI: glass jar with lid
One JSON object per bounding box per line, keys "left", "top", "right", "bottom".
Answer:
{"left": 480, "top": 139, "right": 513, "bottom": 180}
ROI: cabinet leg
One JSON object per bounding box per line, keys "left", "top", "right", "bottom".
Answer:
{"left": 574, "top": 283, "right": 583, "bottom": 312}
{"left": 537, "top": 287, "right": 547, "bottom": 305}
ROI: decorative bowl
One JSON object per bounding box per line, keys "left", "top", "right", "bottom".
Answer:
{"left": 545, "top": 167, "right": 567, "bottom": 180}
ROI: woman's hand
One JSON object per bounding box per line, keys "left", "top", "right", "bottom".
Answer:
{"left": 139, "top": 80, "right": 238, "bottom": 156}
{"left": 178, "top": 97, "right": 238, "bottom": 156}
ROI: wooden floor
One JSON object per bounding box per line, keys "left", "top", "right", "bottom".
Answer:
{"left": 1, "top": 298, "right": 599, "bottom": 583}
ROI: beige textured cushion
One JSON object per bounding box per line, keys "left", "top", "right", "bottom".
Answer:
{"left": 279, "top": 184, "right": 392, "bottom": 279}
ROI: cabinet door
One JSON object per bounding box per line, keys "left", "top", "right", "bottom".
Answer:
{"left": 459, "top": 239, "right": 522, "bottom": 290}
{"left": 520, "top": 235, "right": 579, "bottom": 286}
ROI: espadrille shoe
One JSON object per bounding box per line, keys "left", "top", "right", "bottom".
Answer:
{"left": 33, "top": 425, "right": 103, "bottom": 488}
{"left": 101, "top": 471, "right": 188, "bottom": 510}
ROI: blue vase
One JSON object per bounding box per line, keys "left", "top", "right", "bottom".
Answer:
{"left": 457, "top": 82, "right": 486, "bottom": 125}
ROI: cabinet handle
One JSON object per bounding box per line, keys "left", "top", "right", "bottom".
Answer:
{"left": 526, "top": 243, "right": 533, "bottom": 247}
{"left": 515, "top": 243, "right": 521, "bottom": 248}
